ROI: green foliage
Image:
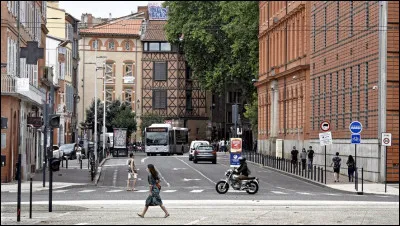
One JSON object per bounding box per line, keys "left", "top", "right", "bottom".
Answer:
{"left": 140, "top": 113, "right": 165, "bottom": 133}
{"left": 164, "top": 1, "right": 259, "bottom": 100}
{"left": 243, "top": 92, "right": 258, "bottom": 134}
{"left": 83, "top": 98, "right": 104, "bottom": 131}
{"left": 111, "top": 108, "right": 137, "bottom": 139}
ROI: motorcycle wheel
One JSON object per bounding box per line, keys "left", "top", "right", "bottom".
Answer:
{"left": 215, "top": 181, "right": 229, "bottom": 194}
{"left": 246, "top": 181, "right": 259, "bottom": 195}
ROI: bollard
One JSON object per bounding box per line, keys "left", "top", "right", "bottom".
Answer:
{"left": 80, "top": 159, "right": 82, "bottom": 169}
{"left": 321, "top": 167, "right": 324, "bottom": 184}
{"left": 66, "top": 157, "right": 68, "bottom": 169}
{"left": 291, "top": 160, "right": 293, "bottom": 173}
{"left": 61, "top": 158, "right": 64, "bottom": 168}
{"left": 317, "top": 167, "right": 320, "bottom": 182}
{"left": 361, "top": 167, "right": 364, "bottom": 194}
{"left": 308, "top": 167, "right": 310, "bottom": 179}
{"left": 29, "top": 177, "right": 32, "bottom": 219}
{"left": 301, "top": 165, "right": 304, "bottom": 177}
{"left": 314, "top": 165, "right": 316, "bottom": 181}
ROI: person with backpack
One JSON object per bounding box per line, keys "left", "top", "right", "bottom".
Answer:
{"left": 300, "top": 148, "right": 307, "bottom": 171}
{"left": 307, "top": 146, "right": 315, "bottom": 170}
{"left": 126, "top": 153, "right": 138, "bottom": 191}
{"left": 330, "top": 152, "right": 342, "bottom": 182}
{"left": 346, "top": 155, "right": 355, "bottom": 182}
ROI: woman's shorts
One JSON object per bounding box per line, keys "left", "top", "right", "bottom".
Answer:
{"left": 128, "top": 173, "right": 138, "bottom": 179}
{"left": 333, "top": 168, "right": 340, "bottom": 173}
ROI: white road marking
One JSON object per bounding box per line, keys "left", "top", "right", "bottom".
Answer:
{"left": 271, "top": 191, "right": 287, "bottom": 194}
{"left": 135, "top": 190, "right": 148, "bottom": 193}
{"left": 173, "top": 168, "right": 187, "bottom": 170}
{"left": 185, "top": 217, "right": 207, "bottom": 225}
{"left": 74, "top": 223, "right": 89, "bottom": 225}
{"left": 163, "top": 190, "right": 177, "bottom": 193}
{"left": 183, "top": 178, "right": 201, "bottom": 182}
{"left": 297, "top": 192, "right": 312, "bottom": 195}
{"left": 78, "top": 190, "right": 96, "bottom": 193}
{"left": 141, "top": 157, "right": 149, "bottom": 163}
{"left": 323, "top": 193, "right": 341, "bottom": 196}
{"left": 190, "top": 190, "right": 204, "bottom": 193}
{"left": 113, "top": 169, "right": 118, "bottom": 187}
{"left": 155, "top": 166, "right": 171, "bottom": 188}
{"left": 227, "top": 190, "right": 246, "bottom": 193}
{"left": 377, "top": 195, "right": 389, "bottom": 198}
{"left": 106, "top": 190, "right": 123, "bottom": 193}
{"left": 176, "top": 157, "right": 216, "bottom": 185}
{"left": 53, "top": 190, "right": 69, "bottom": 193}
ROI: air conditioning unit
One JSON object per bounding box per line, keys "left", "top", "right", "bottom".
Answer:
{"left": 273, "top": 17, "right": 279, "bottom": 24}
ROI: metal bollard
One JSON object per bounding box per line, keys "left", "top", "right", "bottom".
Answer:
{"left": 30, "top": 177, "right": 32, "bottom": 218}
{"left": 291, "top": 160, "right": 293, "bottom": 173}
{"left": 308, "top": 167, "right": 310, "bottom": 179}
{"left": 317, "top": 167, "right": 320, "bottom": 182}
{"left": 314, "top": 165, "right": 316, "bottom": 181}
{"left": 66, "top": 157, "right": 68, "bottom": 169}
{"left": 80, "top": 159, "right": 82, "bottom": 169}
{"left": 361, "top": 167, "right": 364, "bottom": 194}
{"left": 61, "top": 158, "right": 64, "bottom": 168}
{"left": 321, "top": 167, "right": 324, "bottom": 184}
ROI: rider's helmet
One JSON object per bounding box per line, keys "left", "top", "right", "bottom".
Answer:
{"left": 238, "top": 156, "right": 246, "bottom": 163}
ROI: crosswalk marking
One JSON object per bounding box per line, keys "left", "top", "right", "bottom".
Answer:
{"left": 78, "top": 190, "right": 96, "bottom": 193}
{"left": 227, "top": 190, "right": 246, "bottom": 193}
{"left": 54, "top": 190, "right": 69, "bottom": 193}
{"left": 271, "top": 191, "right": 287, "bottom": 194}
{"left": 323, "top": 193, "right": 340, "bottom": 196}
{"left": 297, "top": 192, "right": 312, "bottom": 195}
{"left": 163, "top": 190, "right": 177, "bottom": 193}
{"left": 190, "top": 190, "right": 204, "bottom": 193}
{"left": 106, "top": 190, "right": 123, "bottom": 193}
{"left": 135, "top": 190, "right": 148, "bottom": 193}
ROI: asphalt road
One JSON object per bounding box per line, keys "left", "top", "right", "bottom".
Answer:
{"left": 2, "top": 153, "right": 398, "bottom": 202}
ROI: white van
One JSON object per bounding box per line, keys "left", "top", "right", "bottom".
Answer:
{"left": 189, "top": 140, "right": 209, "bottom": 161}
{"left": 100, "top": 133, "right": 114, "bottom": 150}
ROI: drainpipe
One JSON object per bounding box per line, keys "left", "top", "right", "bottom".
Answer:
{"left": 283, "top": 1, "right": 288, "bottom": 156}
{"left": 378, "top": 1, "right": 387, "bottom": 183}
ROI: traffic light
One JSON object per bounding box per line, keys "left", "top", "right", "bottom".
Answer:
{"left": 49, "top": 114, "right": 60, "bottom": 128}
{"left": 49, "top": 158, "right": 60, "bottom": 172}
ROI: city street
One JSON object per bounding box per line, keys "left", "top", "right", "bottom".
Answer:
{"left": 1, "top": 153, "right": 399, "bottom": 224}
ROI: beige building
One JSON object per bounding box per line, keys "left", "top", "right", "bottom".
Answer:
{"left": 78, "top": 12, "right": 146, "bottom": 141}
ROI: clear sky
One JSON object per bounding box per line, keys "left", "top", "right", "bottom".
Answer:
{"left": 59, "top": 1, "right": 150, "bottom": 20}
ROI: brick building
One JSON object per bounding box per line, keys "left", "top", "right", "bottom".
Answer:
{"left": 256, "top": 1, "right": 398, "bottom": 182}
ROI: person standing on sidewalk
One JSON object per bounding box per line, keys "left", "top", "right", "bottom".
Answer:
{"left": 346, "top": 155, "right": 355, "bottom": 182}
{"left": 300, "top": 148, "right": 307, "bottom": 171}
{"left": 307, "top": 146, "right": 315, "bottom": 170}
{"left": 330, "top": 152, "right": 342, "bottom": 182}
{"left": 126, "top": 153, "right": 138, "bottom": 191}
{"left": 137, "top": 164, "right": 170, "bottom": 218}
{"left": 291, "top": 146, "right": 299, "bottom": 170}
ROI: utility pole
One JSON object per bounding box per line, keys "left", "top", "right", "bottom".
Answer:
{"left": 49, "top": 77, "right": 55, "bottom": 212}
{"left": 16, "top": 1, "right": 21, "bottom": 222}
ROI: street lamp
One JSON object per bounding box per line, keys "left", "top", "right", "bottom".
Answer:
{"left": 96, "top": 56, "right": 107, "bottom": 159}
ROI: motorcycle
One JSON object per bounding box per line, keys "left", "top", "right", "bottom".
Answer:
{"left": 215, "top": 169, "right": 259, "bottom": 194}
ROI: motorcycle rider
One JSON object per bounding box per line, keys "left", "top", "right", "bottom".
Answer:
{"left": 233, "top": 157, "right": 250, "bottom": 188}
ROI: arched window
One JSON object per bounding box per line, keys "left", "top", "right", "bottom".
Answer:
{"left": 108, "top": 40, "right": 115, "bottom": 50}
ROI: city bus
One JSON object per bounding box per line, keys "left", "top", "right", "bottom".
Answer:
{"left": 145, "top": 123, "right": 189, "bottom": 156}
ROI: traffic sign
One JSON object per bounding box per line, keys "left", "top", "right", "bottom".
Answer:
{"left": 381, "top": 133, "right": 392, "bottom": 146}
{"left": 319, "top": 132, "right": 332, "bottom": 146}
{"left": 349, "top": 121, "right": 362, "bottom": 134}
{"left": 230, "top": 153, "right": 242, "bottom": 167}
{"left": 351, "top": 134, "right": 361, "bottom": 144}
{"left": 320, "top": 121, "right": 331, "bottom": 131}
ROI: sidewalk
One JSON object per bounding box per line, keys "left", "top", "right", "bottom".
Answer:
{"left": 247, "top": 159, "right": 399, "bottom": 196}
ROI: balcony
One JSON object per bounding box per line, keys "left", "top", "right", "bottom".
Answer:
{"left": 1, "top": 74, "right": 46, "bottom": 106}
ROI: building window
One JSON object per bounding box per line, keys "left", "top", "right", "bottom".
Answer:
{"left": 349, "top": 67, "right": 352, "bottom": 121}
{"left": 108, "top": 40, "right": 115, "bottom": 50}
{"left": 105, "top": 62, "right": 114, "bottom": 83}
{"left": 149, "top": 42, "right": 160, "bottom": 51}
{"left": 336, "top": 71, "right": 339, "bottom": 129}
{"left": 124, "top": 63, "right": 133, "bottom": 77}
{"left": 185, "top": 62, "right": 192, "bottom": 80}
{"left": 124, "top": 89, "right": 133, "bottom": 107}
{"left": 366, "top": 2, "right": 369, "bottom": 29}
{"left": 336, "top": 1, "right": 340, "bottom": 43}
{"left": 153, "top": 62, "right": 167, "bottom": 81}
{"left": 161, "top": 43, "right": 171, "bottom": 51}
{"left": 125, "top": 41, "right": 130, "bottom": 51}
{"left": 357, "top": 64, "right": 361, "bottom": 120}
{"left": 350, "top": 1, "right": 354, "bottom": 37}
{"left": 106, "top": 87, "right": 113, "bottom": 105}
{"left": 312, "top": 13, "right": 316, "bottom": 52}
{"left": 324, "top": 6, "right": 327, "bottom": 48}
{"left": 92, "top": 40, "right": 99, "bottom": 50}
{"left": 153, "top": 90, "right": 167, "bottom": 109}
{"left": 365, "top": 62, "right": 369, "bottom": 128}
{"left": 186, "top": 90, "right": 192, "bottom": 110}
{"left": 143, "top": 42, "right": 148, "bottom": 51}
{"left": 342, "top": 69, "right": 346, "bottom": 128}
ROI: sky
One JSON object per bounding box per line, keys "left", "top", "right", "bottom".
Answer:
{"left": 59, "top": 1, "right": 150, "bottom": 20}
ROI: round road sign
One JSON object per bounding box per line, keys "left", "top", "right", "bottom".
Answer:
{"left": 349, "top": 121, "right": 362, "bottom": 134}
{"left": 320, "top": 121, "right": 330, "bottom": 131}
{"left": 383, "top": 138, "right": 390, "bottom": 144}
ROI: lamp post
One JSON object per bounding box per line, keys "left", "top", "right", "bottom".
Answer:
{"left": 96, "top": 56, "right": 107, "bottom": 159}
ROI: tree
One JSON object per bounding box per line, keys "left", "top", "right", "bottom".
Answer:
{"left": 243, "top": 92, "right": 258, "bottom": 137}
{"left": 83, "top": 98, "right": 104, "bottom": 132}
{"left": 140, "top": 113, "right": 165, "bottom": 133}
{"left": 111, "top": 108, "right": 137, "bottom": 140}
{"left": 164, "top": 1, "right": 259, "bottom": 100}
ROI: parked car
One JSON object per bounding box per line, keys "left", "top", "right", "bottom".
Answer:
{"left": 60, "top": 143, "right": 77, "bottom": 160}
{"left": 189, "top": 140, "right": 210, "bottom": 161}
{"left": 193, "top": 145, "right": 216, "bottom": 164}
{"left": 52, "top": 145, "right": 64, "bottom": 160}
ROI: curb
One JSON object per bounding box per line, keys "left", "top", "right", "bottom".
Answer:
{"left": 94, "top": 157, "right": 110, "bottom": 186}
{"left": 247, "top": 161, "right": 361, "bottom": 195}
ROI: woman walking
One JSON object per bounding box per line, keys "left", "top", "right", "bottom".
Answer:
{"left": 137, "top": 164, "right": 170, "bottom": 218}
{"left": 346, "top": 155, "right": 355, "bottom": 182}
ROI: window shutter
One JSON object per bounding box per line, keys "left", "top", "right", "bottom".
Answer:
{"left": 154, "top": 62, "right": 167, "bottom": 81}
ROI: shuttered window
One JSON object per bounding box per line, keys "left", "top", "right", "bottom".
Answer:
{"left": 153, "top": 90, "right": 167, "bottom": 109}
{"left": 153, "top": 62, "right": 167, "bottom": 81}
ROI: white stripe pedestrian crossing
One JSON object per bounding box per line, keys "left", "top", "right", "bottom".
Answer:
{"left": 78, "top": 190, "right": 96, "bottom": 193}
{"left": 54, "top": 190, "right": 69, "bottom": 193}
{"left": 190, "top": 190, "right": 204, "bottom": 193}
{"left": 323, "top": 193, "right": 340, "bottom": 196}
{"left": 106, "top": 190, "right": 123, "bottom": 193}
{"left": 271, "top": 191, "right": 287, "bottom": 194}
{"left": 163, "top": 190, "right": 177, "bottom": 193}
{"left": 135, "top": 190, "right": 148, "bottom": 193}
{"left": 297, "top": 192, "right": 312, "bottom": 195}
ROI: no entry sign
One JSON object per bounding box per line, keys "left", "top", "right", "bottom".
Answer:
{"left": 381, "top": 133, "right": 392, "bottom": 146}
{"left": 320, "top": 121, "right": 330, "bottom": 132}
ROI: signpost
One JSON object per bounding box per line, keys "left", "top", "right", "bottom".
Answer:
{"left": 381, "top": 133, "right": 392, "bottom": 193}
{"left": 319, "top": 121, "right": 332, "bottom": 184}
{"left": 349, "top": 121, "right": 362, "bottom": 178}
{"left": 230, "top": 138, "right": 242, "bottom": 167}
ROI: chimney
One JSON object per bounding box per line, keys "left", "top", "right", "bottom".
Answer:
{"left": 87, "top": 14, "right": 93, "bottom": 28}
{"left": 109, "top": 13, "right": 112, "bottom": 21}
{"left": 137, "top": 6, "right": 149, "bottom": 20}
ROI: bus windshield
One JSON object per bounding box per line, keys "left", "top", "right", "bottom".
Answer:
{"left": 146, "top": 132, "right": 168, "bottom": 146}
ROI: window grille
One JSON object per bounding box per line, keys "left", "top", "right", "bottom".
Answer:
{"left": 342, "top": 69, "right": 346, "bottom": 128}
{"left": 357, "top": 64, "right": 361, "bottom": 121}
{"left": 108, "top": 40, "right": 115, "bottom": 50}
{"left": 154, "top": 62, "right": 167, "bottom": 81}
{"left": 105, "top": 63, "right": 114, "bottom": 83}
{"left": 365, "top": 62, "right": 368, "bottom": 128}
{"left": 324, "top": 7, "right": 327, "bottom": 48}
{"left": 366, "top": 2, "right": 369, "bottom": 29}
{"left": 124, "top": 89, "right": 132, "bottom": 106}
{"left": 153, "top": 90, "right": 167, "bottom": 109}
{"left": 106, "top": 88, "right": 113, "bottom": 105}
{"left": 125, "top": 41, "right": 130, "bottom": 51}
{"left": 349, "top": 67, "right": 353, "bottom": 121}
{"left": 336, "top": 1, "right": 339, "bottom": 43}
{"left": 350, "top": 1, "right": 354, "bottom": 37}
{"left": 336, "top": 71, "right": 339, "bottom": 129}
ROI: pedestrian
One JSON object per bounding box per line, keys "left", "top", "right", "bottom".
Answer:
{"left": 126, "top": 153, "right": 138, "bottom": 191}
{"left": 330, "top": 152, "right": 342, "bottom": 182}
{"left": 137, "top": 164, "right": 170, "bottom": 218}
{"left": 291, "top": 146, "right": 299, "bottom": 170}
{"left": 75, "top": 144, "right": 82, "bottom": 163}
{"left": 307, "top": 146, "right": 315, "bottom": 170}
{"left": 300, "top": 148, "right": 307, "bottom": 171}
{"left": 346, "top": 155, "right": 355, "bottom": 182}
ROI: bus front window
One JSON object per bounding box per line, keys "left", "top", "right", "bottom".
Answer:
{"left": 146, "top": 132, "right": 168, "bottom": 145}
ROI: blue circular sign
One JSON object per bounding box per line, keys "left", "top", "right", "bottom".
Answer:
{"left": 349, "top": 121, "right": 362, "bottom": 134}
